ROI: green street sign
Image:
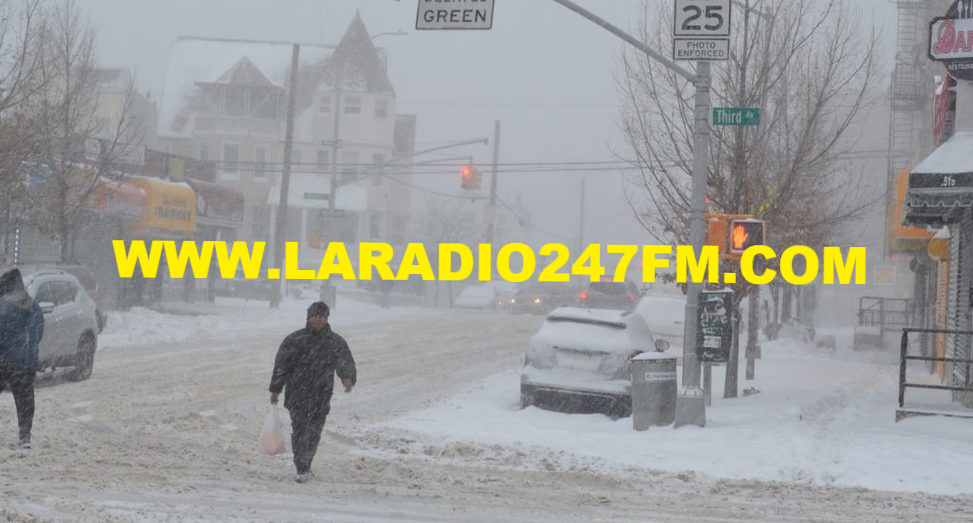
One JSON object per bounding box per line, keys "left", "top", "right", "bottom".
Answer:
{"left": 303, "top": 192, "right": 329, "bottom": 200}
{"left": 712, "top": 107, "right": 760, "bottom": 126}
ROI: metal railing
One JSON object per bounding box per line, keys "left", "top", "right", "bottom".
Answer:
{"left": 898, "top": 328, "right": 973, "bottom": 408}
{"left": 860, "top": 296, "right": 913, "bottom": 332}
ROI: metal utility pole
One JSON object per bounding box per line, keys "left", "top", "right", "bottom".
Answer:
{"left": 579, "top": 177, "right": 585, "bottom": 251}
{"left": 270, "top": 43, "right": 301, "bottom": 309}
{"left": 550, "top": 0, "right": 710, "bottom": 427}
{"left": 485, "top": 120, "right": 501, "bottom": 244}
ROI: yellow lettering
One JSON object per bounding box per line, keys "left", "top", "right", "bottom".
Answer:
{"left": 496, "top": 243, "right": 535, "bottom": 283}
{"left": 285, "top": 242, "right": 315, "bottom": 279}
{"left": 641, "top": 245, "right": 672, "bottom": 283}
{"left": 823, "top": 246, "right": 866, "bottom": 284}
{"left": 214, "top": 242, "right": 263, "bottom": 279}
{"left": 438, "top": 243, "right": 473, "bottom": 281}
{"left": 112, "top": 240, "right": 163, "bottom": 278}
{"left": 478, "top": 244, "right": 492, "bottom": 281}
{"left": 359, "top": 242, "right": 395, "bottom": 281}
{"left": 396, "top": 243, "right": 436, "bottom": 280}
{"left": 740, "top": 245, "right": 776, "bottom": 285}
{"left": 780, "top": 246, "right": 818, "bottom": 285}
{"left": 316, "top": 242, "right": 356, "bottom": 280}
{"left": 164, "top": 241, "right": 214, "bottom": 279}
{"left": 676, "top": 245, "right": 719, "bottom": 283}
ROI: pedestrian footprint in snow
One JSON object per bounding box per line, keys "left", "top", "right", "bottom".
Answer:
{"left": 0, "top": 268, "right": 45, "bottom": 450}
{"left": 269, "top": 301, "right": 357, "bottom": 483}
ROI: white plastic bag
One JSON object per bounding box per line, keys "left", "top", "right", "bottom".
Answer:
{"left": 259, "top": 405, "right": 287, "bottom": 455}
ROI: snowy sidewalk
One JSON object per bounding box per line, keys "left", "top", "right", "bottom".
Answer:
{"left": 369, "top": 330, "right": 973, "bottom": 495}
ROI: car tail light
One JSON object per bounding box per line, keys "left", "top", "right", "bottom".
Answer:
{"left": 578, "top": 290, "right": 588, "bottom": 301}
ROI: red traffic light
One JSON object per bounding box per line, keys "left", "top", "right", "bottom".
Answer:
{"left": 460, "top": 164, "right": 481, "bottom": 190}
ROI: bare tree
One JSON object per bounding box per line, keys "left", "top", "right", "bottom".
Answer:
{"left": 415, "top": 198, "right": 480, "bottom": 307}
{"left": 0, "top": 0, "right": 47, "bottom": 257}
{"left": 24, "top": 0, "right": 141, "bottom": 262}
{"left": 618, "top": 0, "right": 880, "bottom": 395}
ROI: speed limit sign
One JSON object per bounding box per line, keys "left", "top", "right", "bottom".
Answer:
{"left": 673, "top": 0, "right": 731, "bottom": 61}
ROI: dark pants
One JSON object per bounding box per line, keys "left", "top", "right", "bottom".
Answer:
{"left": 0, "top": 370, "right": 34, "bottom": 442}
{"left": 289, "top": 408, "right": 328, "bottom": 474}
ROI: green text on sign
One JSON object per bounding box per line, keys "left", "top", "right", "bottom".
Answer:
{"left": 712, "top": 107, "right": 760, "bottom": 126}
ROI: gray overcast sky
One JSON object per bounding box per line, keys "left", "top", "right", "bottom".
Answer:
{"left": 79, "top": 0, "right": 898, "bottom": 247}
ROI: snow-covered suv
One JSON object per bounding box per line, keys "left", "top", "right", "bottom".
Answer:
{"left": 15, "top": 267, "right": 100, "bottom": 381}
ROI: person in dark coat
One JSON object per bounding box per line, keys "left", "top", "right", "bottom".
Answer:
{"left": 269, "top": 301, "right": 356, "bottom": 483}
{"left": 0, "top": 268, "right": 44, "bottom": 449}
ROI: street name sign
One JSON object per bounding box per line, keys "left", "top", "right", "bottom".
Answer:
{"left": 417, "top": 0, "right": 494, "bottom": 30}
{"left": 712, "top": 107, "right": 760, "bottom": 126}
{"left": 673, "top": 0, "right": 731, "bottom": 61}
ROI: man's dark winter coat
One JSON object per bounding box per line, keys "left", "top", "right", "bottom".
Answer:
{"left": 0, "top": 270, "right": 44, "bottom": 372}
{"left": 269, "top": 323, "right": 356, "bottom": 415}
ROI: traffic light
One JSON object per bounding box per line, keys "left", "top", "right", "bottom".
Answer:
{"left": 461, "top": 164, "right": 482, "bottom": 190}
{"left": 728, "top": 219, "right": 765, "bottom": 254}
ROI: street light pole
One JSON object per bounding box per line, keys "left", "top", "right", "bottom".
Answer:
{"left": 549, "top": 0, "right": 709, "bottom": 426}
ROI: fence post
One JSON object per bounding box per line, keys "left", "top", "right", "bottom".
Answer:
{"left": 899, "top": 329, "right": 909, "bottom": 408}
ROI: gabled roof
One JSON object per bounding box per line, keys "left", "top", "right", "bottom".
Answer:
{"left": 210, "top": 57, "right": 276, "bottom": 87}
{"left": 158, "top": 13, "right": 396, "bottom": 139}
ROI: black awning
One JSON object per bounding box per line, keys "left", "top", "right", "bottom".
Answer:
{"left": 904, "top": 132, "right": 973, "bottom": 226}
{"left": 905, "top": 188, "right": 973, "bottom": 226}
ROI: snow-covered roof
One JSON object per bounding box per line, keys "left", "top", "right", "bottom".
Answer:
{"left": 912, "top": 132, "right": 973, "bottom": 174}
{"left": 158, "top": 37, "right": 334, "bottom": 138}
{"left": 266, "top": 173, "right": 367, "bottom": 211}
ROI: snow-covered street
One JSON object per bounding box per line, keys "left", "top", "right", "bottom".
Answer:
{"left": 1, "top": 297, "right": 972, "bottom": 521}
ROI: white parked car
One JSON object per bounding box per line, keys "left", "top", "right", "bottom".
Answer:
{"left": 454, "top": 285, "right": 501, "bottom": 309}
{"left": 13, "top": 267, "right": 100, "bottom": 381}
{"left": 520, "top": 306, "right": 669, "bottom": 419}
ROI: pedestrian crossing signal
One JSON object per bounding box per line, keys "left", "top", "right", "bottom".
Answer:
{"left": 728, "top": 219, "right": 765, "bottom": 254}
{"left": 461, "top": 164, "right": 482, "bottom": 190}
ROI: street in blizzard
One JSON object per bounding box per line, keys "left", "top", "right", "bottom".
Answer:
{"left": 2, "top": 0, "right": 973, "bottom": 520}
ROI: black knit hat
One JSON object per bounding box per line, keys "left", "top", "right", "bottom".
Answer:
{"left": 0, "top": 268, "right": 24, "bottom": 296}
{"left": 307, "top": 301, "right": 330, "bottom": 317}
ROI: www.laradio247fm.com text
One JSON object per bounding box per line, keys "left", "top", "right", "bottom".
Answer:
{"left": 111, "top": 241, "right": 866, "bottom": 285}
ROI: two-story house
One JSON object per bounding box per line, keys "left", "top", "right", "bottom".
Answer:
{"left": 156, "top": 14, "right": 414, "bottom": 254}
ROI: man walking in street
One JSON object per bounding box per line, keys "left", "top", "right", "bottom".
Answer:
{"left": 0, "top": 268, "right": 44, "bottom": 450}
{"left": 269, "top": 301, "right": 356, "bottom": 483}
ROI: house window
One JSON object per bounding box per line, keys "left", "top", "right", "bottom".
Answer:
{"left": 317, "top": 150, "right": 330, "bottom": 170}
{"left": 374, "top": 98, "right": 387, "bottom": 118}
{"left": 320, "top": 95, "right": 331, "bottom": 114}
{"left": 344, "top": 96, "right": 361, "bottom": 115}
{"left": 198, "top": 144, "right": 209, "bottom": 162}
{"left": 222, "top": 143, "right": 240, "bottom": 173}
{"left": 290, "top": 149, "right": 302, "bottom": 165}
{"left": 254, "top": 147, "right": 267, "bottom": 178}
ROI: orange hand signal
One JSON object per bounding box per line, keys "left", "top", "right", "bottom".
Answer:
{"left": 732, "top": 224, "right": 749, "bottom": 250}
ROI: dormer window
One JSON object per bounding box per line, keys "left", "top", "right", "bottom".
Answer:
{"left": 344, "top": 96, "right": 362, "bottom": 115}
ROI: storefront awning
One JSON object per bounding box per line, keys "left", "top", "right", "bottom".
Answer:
{"left": 905, "top": 131, "right": 973, "bottom": 226}
{"left": 125, "top": 176, "right": 196, "bottom": 236}
{"left": 89, "top": 177, "right": 146, "bottom": 219}
{"left": 187, "top": 178, "right": 244, "bottom": 228}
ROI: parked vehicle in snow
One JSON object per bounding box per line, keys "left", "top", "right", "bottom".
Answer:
{"left": 454, "top": 285, "right": 501, "bottom": 309}
{"left": 3, "top": 266, "right": 100, "bottom": 381}
{"left": 520, "top": 306, "right": 669, "bottom": 419}
{"left": 576, "top": 277, "right": 641, "bottom": 311}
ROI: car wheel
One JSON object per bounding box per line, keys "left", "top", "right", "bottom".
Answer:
{"left": 69, "top": 333, "right": 96, "bottom": 382}
{"left": 519, "top": 386, "right": 533, "bottom": 410}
